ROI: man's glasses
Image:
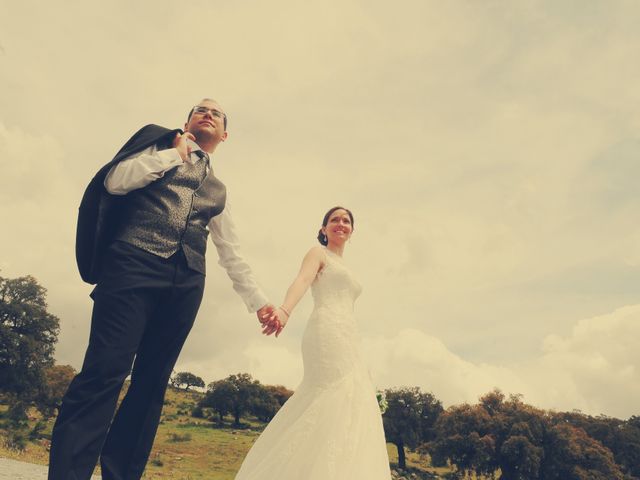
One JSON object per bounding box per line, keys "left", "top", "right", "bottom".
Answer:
{"left": 192, "top": 106, "right": 226, "bottom": 120}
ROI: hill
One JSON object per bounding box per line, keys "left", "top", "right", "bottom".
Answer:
{"left": 1, "top": 386, "right": 445, "bottom": 479}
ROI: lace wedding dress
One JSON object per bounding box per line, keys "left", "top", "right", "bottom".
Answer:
{"left": 235, "top": 248, "right": 391, "bottom": 480}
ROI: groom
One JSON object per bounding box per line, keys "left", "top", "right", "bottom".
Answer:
{"left": 49, "top": 99, "right": 278, "bottom": 480}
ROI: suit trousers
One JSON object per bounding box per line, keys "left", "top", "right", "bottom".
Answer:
{"left": 48, "top": 241, "right": 206, "bottom": 480}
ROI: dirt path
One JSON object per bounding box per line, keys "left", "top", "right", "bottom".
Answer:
{"left": 0, "top": 457, "right": 101, "bottom": 479}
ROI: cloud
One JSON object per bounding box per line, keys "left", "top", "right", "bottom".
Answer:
{"left": 1, "top": 1, "right": 640, "bottom": 419}
{"left": 0, "top": 123, "right": 93, "bottom": 364}
{"left": 174, "top": 302, "right": 640, "bottom": 418}
{"left": 0, "top": 123, "right": 80, "bottom": 277}
{"left": 361, "top": 329, "right": 528, "bottom": 406}
{"left": 359, "top": 304, "right": 640, "bottom": 418}
{"left": 531, "top": 304, "right": 640, "bottom": 417}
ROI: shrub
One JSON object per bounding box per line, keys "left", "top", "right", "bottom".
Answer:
{"left": 191, "top": 405, "right": 204, "bottom": 418}
{"left": 6, "top": 430, "right": 28, "bottom": 451}
{"left": 168, "top": 432, "right": 192, "bottom": 442}
{"left": 29, "top": 420, "right": 47, "bottom": 440}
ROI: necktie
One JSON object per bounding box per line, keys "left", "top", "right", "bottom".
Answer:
{"left": 193, "top": 150, "right": 210, "bottom": 173}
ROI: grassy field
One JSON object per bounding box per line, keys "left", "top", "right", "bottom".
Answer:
{"left": 0, "top": 387, "right": 453, "bottom": 479}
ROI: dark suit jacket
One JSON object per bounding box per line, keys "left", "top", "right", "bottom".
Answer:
{"left": 75, "top": 124, "right": 182, "bottom": 284}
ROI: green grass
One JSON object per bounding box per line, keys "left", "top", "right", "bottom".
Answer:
{"left": 1, "top": 388, "right": 457, "bottom": 479}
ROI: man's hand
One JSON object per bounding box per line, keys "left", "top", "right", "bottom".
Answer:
{"left": 261, "top": 313, "right": 282, "bottom": 336}
{"left": 257, "top": 304, "right": 284, "bottom": 337}
{"left": 256, "top": 304, "right": 276, "bottom": 325}
{"left": 172, "top": 132, "right": 196, "bottom": 162}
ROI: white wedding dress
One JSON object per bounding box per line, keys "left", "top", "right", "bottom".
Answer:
{"left": 235, "top": 248, "right": 391, "bottom": 480}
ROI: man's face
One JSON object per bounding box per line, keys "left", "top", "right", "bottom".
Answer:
{"left": 184, "top": 100, "right": 228, "bottom": 145}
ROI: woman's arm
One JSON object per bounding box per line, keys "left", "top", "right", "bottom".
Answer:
{"left": 263, "top": 246, "right": 325, "bottom": 337}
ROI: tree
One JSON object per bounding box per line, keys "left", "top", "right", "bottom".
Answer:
{"left": 0, "top": 275, "right": 60, "bottom": 418}
{"left": 615, "top": 416, "right": 640, "bottom": 479}
{"left": 554, "top": 411, "right": 640, "bottom": 479}
{"left": 200, "top": 379, "right": 235, "bottom": 422}
{"left": 499, "top": 433, "right": 543, "bottom": 480}
{"left": 429, "top": 403, "right": 496, "bottom": 477}
{"left": 430, "top": 390, "right": 548, "bottom": 479}
{"left": 224, "top": 373, "right": 262, "bottom": 426}
{"left": 199, "top": 377, "right": 291, "bottom": 424}
{"left": 35, "top": 364, "right": 76, "bottom": 418}
{"left": 251, "top": 385, "right": 281, "bottom": 422}
{"left": 541, "top": 422, "right": 624, "bottom": 480}
{"left": 171, "top": 371, "right": 205, "bottom": 391}
{"left": 264, "top": 384, "right": 294, "bottom": 407}
{"left": 382, "top": 387, "right": 443, "bottom": 470}
{"left": 484, "top": 391, "right": 545, "bottom": 480}
{"left": 200, "top": 373, "right": 263, "bottom": 426}
{"left": 429, "top": 389, "right": 630, "bottom": 480}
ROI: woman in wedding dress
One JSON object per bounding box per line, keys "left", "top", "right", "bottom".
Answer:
{"left": 235, "top": 206, "right": 391, "bottom": 480}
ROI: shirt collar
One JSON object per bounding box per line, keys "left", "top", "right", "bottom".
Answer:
{"left": 187, "top": 138, "right": 203, "bottom": 154}
{"left": 186, "top": 139, "right": 211, "bottom": 165}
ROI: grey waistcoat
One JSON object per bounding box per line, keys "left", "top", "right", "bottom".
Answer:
{"left": 115, "top": 156, "right": 226, "bottom": 275}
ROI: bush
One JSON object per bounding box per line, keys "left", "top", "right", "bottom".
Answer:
{"left": 442, "top": 472, "right": 463, "bottom": 480}
{"left": 5, "top": 430, "right": 28, "bottom": 451}
{"left": 191, "top": 405, "right": 204, "bottom": 418}
{"left": 168, "top": 432, "right": 192, "bottom": 442}
{"left": 29, "top": 420, "right": 47, "bottom": 440}
{"left": 3, "top": 403, "right": 29, "bottom": 450}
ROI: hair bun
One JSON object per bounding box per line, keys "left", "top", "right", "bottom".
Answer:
{"left": 317, "top": 229, "right": 328, "bottom": 246}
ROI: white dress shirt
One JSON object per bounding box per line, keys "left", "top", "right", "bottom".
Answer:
{"left": 104, "top": 141, "right": 269, "bottom": 313}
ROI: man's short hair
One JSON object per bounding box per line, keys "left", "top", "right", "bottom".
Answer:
{"left": 187, "top": 98, "right": 228, "bottom": 131}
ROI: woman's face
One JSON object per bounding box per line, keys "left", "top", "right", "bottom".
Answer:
{"left": 322, "top": 209, "right": 353, "bottom": 244}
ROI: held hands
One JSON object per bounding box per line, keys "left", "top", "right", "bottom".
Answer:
{"left": 263, "top": 307, "right": 289, "bottom": 338}
{"left": 173, "top": 132, "right": 196, "bottom": 162}
{"left": 257, "top": 304, "right": 279, "bottom": 335}
{"left": 256, "top": 304, "right": 288, "bottom": 337}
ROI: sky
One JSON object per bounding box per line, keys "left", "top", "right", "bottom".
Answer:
{"left": 1, "top": 0, "right": 639, "bottom": 419}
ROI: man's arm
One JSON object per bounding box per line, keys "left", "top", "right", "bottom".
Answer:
{"left": 208, "top": 201, "right": 271, "bottom": 315}
{"left": 104, "top": 132, "right": 194, "bottom": 195}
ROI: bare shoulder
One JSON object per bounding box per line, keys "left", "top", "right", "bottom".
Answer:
{"left": 305, "top": 245, "right": 326, "bottom": 260}
{"left": 302, "top": 245, "right": 327, "bottom": 269}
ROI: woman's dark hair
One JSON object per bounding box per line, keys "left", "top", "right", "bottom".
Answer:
{"left": 317, "top": 206, "right": 355, "bottom": 246}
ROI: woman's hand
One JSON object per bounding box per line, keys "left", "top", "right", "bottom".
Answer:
{"left": 274, "top": 307, "right": 289, "bottom": 337}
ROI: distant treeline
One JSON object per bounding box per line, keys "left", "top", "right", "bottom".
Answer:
{"left": 412, "top": 389, "right": 639, "bottom": 480}
{"left": 173, "top": 373, "right": 639, "bottom": 480}
{"left": 1, "top": 274, "right": 639, "bottom": 479}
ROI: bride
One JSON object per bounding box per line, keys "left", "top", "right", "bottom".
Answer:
{"left": 237, "top": 206, "right": 391, "bottom": 479}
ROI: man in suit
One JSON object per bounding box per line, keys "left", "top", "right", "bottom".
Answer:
{"left": 48, "top": 99, "right": 279, "bottom": 480}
